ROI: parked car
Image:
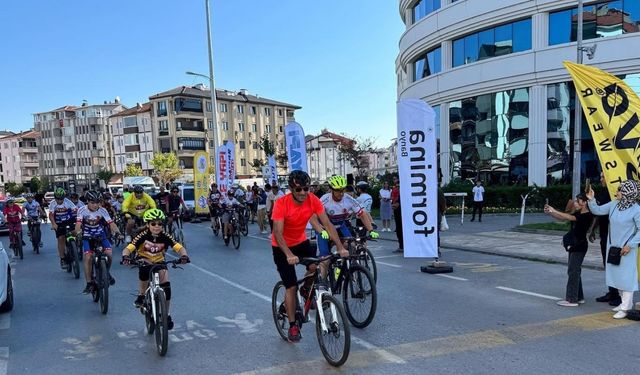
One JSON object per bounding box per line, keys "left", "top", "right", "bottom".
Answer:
{"left": 178, "top": 184, "right": 196, "bottom": 220}
{"left": 0, "top": 242, "right": 13, "bottom": 312}
{"left": 0, "top": 201, "right": 8, "bottom": 235}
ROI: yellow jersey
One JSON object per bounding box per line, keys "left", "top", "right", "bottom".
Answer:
{"left": 122, "top": 193, "right": 156, "bottom": 217}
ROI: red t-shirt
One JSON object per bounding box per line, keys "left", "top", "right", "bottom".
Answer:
{"left": 3, "top": 204, "right": 22, "bottom": 223}
{"left": 271, "top": 193, "right": 324, "bottom": 247}
{"left": 391, "top": 186, "right": 400, "bottom": 204}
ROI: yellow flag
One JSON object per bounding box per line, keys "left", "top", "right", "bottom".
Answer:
{"left": 193, "top": 151, "right": 210, "bottom": 215}
{"left": 563, "top": 61, "right": 640, "bottom": 199}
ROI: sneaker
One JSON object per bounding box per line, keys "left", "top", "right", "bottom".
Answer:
{"left": 635, "top": 302, "right": 640, "bottom": 311}
{"left": 134, "top": 295, "right": 144, "bottom": 308}
{"left": 287, "top": 324, "right": 301, "bottom": 342}
{"left": 612, "top": 305, "right": 624, "bottom": 312}
{"left": 167, "top": 315, "right": 174, "bottom": 330}
{"left": 109, "top": 274, "right": 116, "bottom": 286}
{"left": 82, "top": 283, "right": 92, "bottom": 294}
{"left": 261, "top": 230, "right": 269, "bottom": 234}
{"left": 609, "top": 297, "right": 622, "bottom": 306}
{"left": 613, "top": 311, "right": 628, "bottom": 319}
{"left": 596, "top": 293, "right": 612, "bottom": 302}
{"left": 578, "top": 299, "right": 586, "bottom": 304}
{"left": 556, "top": 300, "right": 579, "bottom": 307}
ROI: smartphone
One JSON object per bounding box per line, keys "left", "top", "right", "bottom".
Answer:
{"left": 585, "top": 178, "right": 591, "bottom": 193}
{"left": 545, "top": 198, "right": 549, "bottom": 205}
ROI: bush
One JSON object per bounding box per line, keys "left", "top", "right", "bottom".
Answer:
{"left": 442, "top": 183, "right": 573, "bottom": 211}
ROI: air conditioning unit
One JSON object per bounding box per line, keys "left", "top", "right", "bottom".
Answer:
{"left": 177, "top": 122, "right": 182, "bottom": 131}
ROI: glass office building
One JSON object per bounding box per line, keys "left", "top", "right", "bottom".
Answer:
{"left": 397, "top": 0, "right": 640, "bottom": 186}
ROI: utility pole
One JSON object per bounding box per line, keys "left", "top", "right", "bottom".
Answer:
{"left": 571, "top": 0, "right": 584, "bottom": 198}
{"left": 205, "top": 0, "right": 219, "bottom": 185}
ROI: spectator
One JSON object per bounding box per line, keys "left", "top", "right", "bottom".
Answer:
{"left": 355, "top": 181, "right": 374, "bottom": 228}
{"left": 544, "top": 193, "right": 593, "bottom": 307}
{"left": 587, "top": 180, "right": 640, "bottom": 319}
{"left": 266, "top": 183, "right": 284, "bottom": 231}
{"left": 589, "top": 172, "right": 620, "bottom": 306}
{"left": 379, "top": 181, "right": 392, "bottom": 232}
{"left": 391, "top": 176, "right": 403, "bottom": 253}
{"left": 245, "top": 186, "right": 255, "bottom": 223}
{"left": 256, "top": 187, "right": 268, "bottom": 234}
{"left": 471, "top": 180, "right": 484, "bottom": 222}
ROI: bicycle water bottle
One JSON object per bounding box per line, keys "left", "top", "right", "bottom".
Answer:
{"left": 334, "top": 267, "right": 341, "bottom": 281}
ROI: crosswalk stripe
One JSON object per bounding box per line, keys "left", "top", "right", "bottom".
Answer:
{"left": 0, "top": 347, "right": 7, "bottom": 375}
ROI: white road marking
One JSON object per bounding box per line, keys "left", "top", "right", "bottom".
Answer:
{"left": 376, "top": 261, "right": 402, "bottom": 268}
{"left": 496, "top": 286, "right": 562, "bottom": 301}
{"left": 175, "top": 255, "right": 404, "bottom": 364}
{"left": 435, "top": 274, "right": 468, "bottom": 281}
{"left": 0, "top": 347, "right": 7, "bottom": 375}
{"left": 375, "top": 255, "right": 402, "bottom": 259}
{"left": 0, "top": 315, "right": 10, "bottom": 330}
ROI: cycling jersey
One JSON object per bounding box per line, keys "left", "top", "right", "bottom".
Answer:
{"left": 221, "top": 196, "right": 240, "bottom": 208}
{"left": 23, "top": 201, "right": 42, "bottom": 218}
{"left": 49, "top": 198, "right": 77, "bottom": 223}
{"left": 72, "top": 200, "right": 85, "bottom": 209}
{"left": 209, "top": 191, "right": 221, "bottom": 204}
{"left": 356, "top": 193, "right": 373, "bottom": 213}
{"left": 167, "top": 195, "right": 184, "bottom": 212}
{"left": 2, "top": 204, "right": 22, "bottom": 224}
{"left": 320, "top": 193, "right": 364, "bottom": 225}
{"left": 154, "top": 192, "right": 170, "bottom": 211}
{"left": 76, "top": 206, "right": 113, "bottom": 239}
{"left": 125, "top": 229, "right": 184, "bottom": 263}
{"left": 271, "top": 193, "right": 324, "bottom": 247}
{"left": 122, "top": 193, "right": 156, "bottom": 217}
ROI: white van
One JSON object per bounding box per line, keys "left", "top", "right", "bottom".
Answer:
{"left": 124, "top": 176, "right": 158, "bottom": 195}
{"left": 178, "top": 184, "right": 195, "bottom": 217}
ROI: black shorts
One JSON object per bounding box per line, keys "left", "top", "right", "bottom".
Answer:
{"left": 55, "top": 220, "right": 74, "bottom": 238}
{"left": 272, "top": 240, "right": 315, "bottom": 289}
{"left": 138, "top": 263, "right": 167, "bottom": 282}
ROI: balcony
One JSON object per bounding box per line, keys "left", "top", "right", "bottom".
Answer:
{"left": 91, "top": 149, "right": 103, "bottom": 157}
{"left": 22, "top": 160, "right": 39, "bottom": 168}
{"left": 176, "top": 118, "right": 204, "bottom": 132}
{"left": 19, "top": 147, "right": 38, "bottom": 154}
{"left": 159, "top": 129, "right": 169, "bottom": 136}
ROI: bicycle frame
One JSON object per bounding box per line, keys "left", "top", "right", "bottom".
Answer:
{"left": 296, "top": 260, "right": 338, "bottom": 335}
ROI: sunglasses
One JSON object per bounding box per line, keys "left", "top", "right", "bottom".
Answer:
{"left": 294, "top": 186, "right": 310, "bottom": 192}
{"left": 148, "top": 221, "right": 163, "bottom": 227}
{"left": 333, "top": 189, "right": 345, "bottom": 193}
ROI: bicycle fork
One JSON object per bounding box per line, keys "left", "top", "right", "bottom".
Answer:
{"left": 315, "top": 289, "right": 336, "bottom": 334}
{"left": 148, "top": 273, "right": 160, "bottom": 323}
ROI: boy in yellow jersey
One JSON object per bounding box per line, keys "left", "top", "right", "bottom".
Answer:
{"left": 122, "top": 208, "right": 189, "bottom": 330}
{"left": 122, "top": 185, "right": 156, "bottom": 241}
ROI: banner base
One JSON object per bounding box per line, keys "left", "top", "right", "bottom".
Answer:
{"left": 421, "top": 260, "right": 453, "bottom": 274}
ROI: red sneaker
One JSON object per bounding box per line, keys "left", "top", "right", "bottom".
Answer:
{"left": 287, "top": 324, "right": 301, "bottom": 342}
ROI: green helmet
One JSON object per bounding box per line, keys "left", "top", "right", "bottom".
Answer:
{"left": 327, "top": 175, "right": 347, "bottom": 190}
{"left": 54, "top": 187, "right": 66, "bottom": 199}
{"left": 143, "top": 208, "right": 166, "bottom": 222}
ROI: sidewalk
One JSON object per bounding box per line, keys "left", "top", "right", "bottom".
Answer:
{"left": 375, "top": 213, "right": 604, "bottom": 270}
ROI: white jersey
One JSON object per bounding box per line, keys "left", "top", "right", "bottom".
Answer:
{"left": 320, "top": 193, "right": 363, "bottom": 225}
{"left": 356, "top": 193, "right": 373, "bottom": 213}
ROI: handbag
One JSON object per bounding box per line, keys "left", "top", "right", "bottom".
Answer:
{"left": 606, "top": 205, "right": 636, "bottom": 266}
{"left": 562, "top": 221, "right": 581, "bottom": 252}
{"left": 440, "top": 216, "right": 449, "bottom": 231}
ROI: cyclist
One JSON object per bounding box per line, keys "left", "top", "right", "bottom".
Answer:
{"left": 271, "top": 170, "right": 347, "bottom": 342}
{"left": 154, "top": 186, "right": 170, "bottom": 214}
{"left": 75, "top": 191, "right": 122, "bottom": 294}
{"left": 69, "top": 192, "right": 85, "bottom": 209}
{"left": 166, "top": 186, "right": 188, "bottom": 230}
{"left": 208, "top": 183, "right": 222, "bottom": 229}
{"left": 49, "top": 188, "right": 78, "bottom": 268}
{"left": 121, "top": 208, "right": 189, "bottom": 330}
{"left": 23, "top": 193, "right": 46, "bottom": 245}
{"left": 122, "top": 185, "right": 156, "bottom": 242}
{"left": 220, "top": 190, "right": 241, "bottom": 242}
{"left": 113, "top": 193, "right": 124, "bottom": 213}
{"left": 3, "top": 198, "right": 25, "bottom": 250}
{"left": 355, "top": 181, "right": 375, "bottom": 227}
{"left": 315, "top": 175, "right": 379, "bottom": 259}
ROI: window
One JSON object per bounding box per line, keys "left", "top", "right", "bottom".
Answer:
{"left": 253, "top": 141, "right": 259, "bottom": 149}
{"left": 264, "top": 108, "right": 271, "bottom": 116}
{"left": 239, "top": 140, "right": 246, "bottom": 149}
{"left": 252, "top": 123, "right": 257, "bottom": 132}
{"left": 208, "top": 120, "right": 214, "bottom": 129}
{"left": 178, "top": 137, "right": 206, "bottom": 150}
{"left": 277, "top": 109, "right": 283, "bottom": 117}
{"left": 238, "top": 123, "right": 245, "bottom": 131}
{"left": 452, "top": 18, "right": 532, "bottom": 67}
{"left": 236, "top": 105, "right": 244, "bottom": 114}
{"left": 240, "top": 158, "right": 246, "bottom": 167}
{"left": 222, "top": 122, "right": 229, "bottom": 131}
{"left": 413, "top": 46, "right": 441, "bottom": 81}
{"left": 157, "top": 101, "right": 167, "bottom": 117}
{"left": 206, "top": 101, "right": 212, "bottom": 112}
{"left": 123, "top": 116, "right": 137, "bottom": 128}
{"left": 265, "top": 125, "right": 272, "bottom": 133}
{"left": 219, "top": 103, "right": 228, "bottom": 112}
{"left": 209, "top": 140, "right": 215, "bottom": 148}
{"left": 413, "top": 0, "right": 441, "bottom": 24}
{"left": 175, "top": 98, "right": 203, "bottom": 113}
{"left": 250, "top": 106, "right": 257, "bottom": 115}
{"left": 549, "top": 1, "right": 632, "bottom": 45}
{"left": 124, "top": 134, "right": 139, "bottom": 146}
{"left": 159, "top": 120, "right": 169, "bottom": 135}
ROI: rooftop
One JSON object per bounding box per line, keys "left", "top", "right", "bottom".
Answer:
{"left": 109, "top": 102, "right": 151, "bottom": 118}
{"left": 149, "top": 85, "right": 301, "bottom": 109}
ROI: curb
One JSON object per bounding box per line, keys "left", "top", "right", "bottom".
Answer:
{"left": 511, "top": 227, "right": 565, "bottom": 236}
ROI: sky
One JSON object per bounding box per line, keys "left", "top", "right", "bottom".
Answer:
{"left": 0, "top": 1, "right": 405, "bottom": 147}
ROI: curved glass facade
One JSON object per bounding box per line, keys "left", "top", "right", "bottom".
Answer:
{"left": 412, "top": 0, "right": 441, "bottom": 24}
{"left": 449, "top": 88, "right": 529, "bottom": 184}
{"left": 413, "top": 47, "right": 442, "bottom": 81}
{"left": 453, "top": 19, "right": 532, "bottom": 67}
{"left": 549, "top": 1, "right": 640, "bottom": 45}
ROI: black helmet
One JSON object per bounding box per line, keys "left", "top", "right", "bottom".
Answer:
{"left": 133, "top": 185, "right": 144, "bottom": 193}
{"left": 288, "top": 170, "right": 310, "bottom": 187}
{"left": 85, "top": 191, "right": 100, "bottom": 202}
{"left": 70, "top": 192, "right": 79, "bottom": 199}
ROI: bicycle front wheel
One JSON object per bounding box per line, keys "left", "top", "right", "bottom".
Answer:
{"left": 342, "top": 264, "right": 377, "bottom": 328}
{"left": 357, "top": 248, "right": 377, "bottom": 284}
{"left": 68, "top": 242, "right": 80, "bottom": 279}
{"left": 232, "top": 227, "right": 241, "bottom": 249}
{"left": 315, "top": 294, "right": 350, "bottom": 367}
{"left": 174, "top": 227, "right": 185, "bottom": 246}
{"left": 271, "top": 281, "right": 289, "bottom": 341}
{"left": 32, "top": 225, "right": 41, "bottom": 254}
{"left": 17, "top": 234, "right": 23, "bottom": 260}
{"left": 154, "top": 288, "right": 169, "bottom": 356}
{"left": 99, "top": 259, "right": 109, "bottom": 314}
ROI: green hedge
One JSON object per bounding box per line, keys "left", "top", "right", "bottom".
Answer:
{"left": 442, "top": 183, "right": 575, "bottom": 211}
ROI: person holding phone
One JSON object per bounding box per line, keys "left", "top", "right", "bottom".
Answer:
{"left": 587, "top": 180, "right": 640, "bottom": 319}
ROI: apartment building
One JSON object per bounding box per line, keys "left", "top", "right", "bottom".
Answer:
{"left": 34, "top": 100, "right": 125, "bottom": 190}
{"left": 306, "top": 130, "right": 355, "bottom": 182}
{"left": 109, "top": 103, "right": 155, "bottom": 175}
{"left": 148, "top": 84, "right": 300, "bottom": 181}
{"left": 0, "top": 130, "right": 40, "bottom": 189}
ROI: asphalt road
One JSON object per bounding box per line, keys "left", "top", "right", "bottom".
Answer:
{"left": 1, "top": 219, "right": 639, "bottom": 375}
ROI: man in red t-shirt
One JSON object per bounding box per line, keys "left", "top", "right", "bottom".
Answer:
{"left": 3, "top": 198, "right": 24, "bottom": 249}
{"left": 271, "top": 170, "right": 347, "bottom": 343}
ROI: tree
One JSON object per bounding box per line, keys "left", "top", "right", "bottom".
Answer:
{"left": 337, "top": 135, "right": 380, "bottom": 177}
{"left": 97, "top": 168, "right": 114, "bottom": 184}
{"left": 258, "top": 135, "right": 277, "bottom": 157}
{"left": 249, "top": 159, "right": 266, "bottom": 174}
{"left": 276, "top": 152, "right": 289, "bottom": 171}
{"left": 5, "top": 182, "right": 25, "bottom": 196}
{"left": 29, "top": 176, "right": 43, "bottom": 193}
{"left": 149, "top": 153, "right": 183, "bottom": 187}
{"left": 40, "top": 176, "right": 52, "bottom": 192}
{"left": 124, "top": 164, "right": 144, "bottom": 177}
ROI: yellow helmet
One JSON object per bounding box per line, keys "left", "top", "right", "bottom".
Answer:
{"left": 327, "top": 175, "right": 347, "bottom": 190}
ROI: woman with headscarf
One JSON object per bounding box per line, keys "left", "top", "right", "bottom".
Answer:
{"left": 587, "top": 180, "right": 640, "bottom": 319}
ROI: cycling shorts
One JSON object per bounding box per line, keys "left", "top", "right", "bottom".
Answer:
{"left": 55, "top": 220, "right": 75, "bottom": 238}
{"left": 82, "top": 234, "right": 112, "bottom": 254}
{"left": 138, "top": 263, "right": 168, "bottom": 282}
{"left": 272, "top": 240, "right": 315, "bottom": 288}
{"left": 316, "top": 222, "right": 351, "bottom": 257}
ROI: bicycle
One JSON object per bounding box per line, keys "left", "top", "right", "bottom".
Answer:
{"left": 60, "top": 223, "right": 80, "bottom": 279}
{"left": 167, "top": 212, "right": 185, "bottom": 245}
{"left": 345, "top": 225, "right": 378, "bottom": 283}
{"left": 8, "top": 225, "right": 23, "bottom": 260}
{"left": 326, "top": 250, "right": 377, "bottom": 328}
{"left": 27, "top": 217, "right": 42, "bottom": 254}
{"left": 223, "top": 208, "right": 241, "bottom": 249}
{"left": 87, "top": 236, "right": 112, "bottom": 314}
{"left": 237, "top": 206, "right": 249, "bottom": 237}
{"left": 129, "top": 258, "right": 186, "bottom": 357}
{"left": 271, "top": 255, "right": 351, "bottom": 367}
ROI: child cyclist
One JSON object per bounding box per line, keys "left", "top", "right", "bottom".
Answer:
{"left": 121, "top": 208, "right": 189, "bottom": 330}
